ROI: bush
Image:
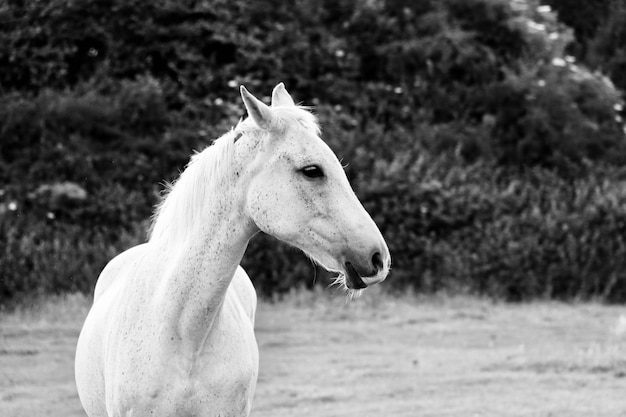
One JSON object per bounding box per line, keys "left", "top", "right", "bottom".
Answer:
{"left": 586, "top": 0, "right": 626, "bottom": 93}
{"left": 489, "top": 61, "right": 625, "bottom": 171}
{"left": 546, "top": 0, "right": 626, "bottom": 93}
{"left": 353, "top": 151, "right": 626, "bottom": 301}
{"left": 0, "top": 213, "right": 145, "bottom": 301}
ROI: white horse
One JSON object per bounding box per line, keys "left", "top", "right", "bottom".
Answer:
{"left": 75, "top": 83, "right": 391, "bottom": 417}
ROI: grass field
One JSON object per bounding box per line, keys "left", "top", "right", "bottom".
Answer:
{"left": 1, "top": 289, "right": 625, "bottom": 417}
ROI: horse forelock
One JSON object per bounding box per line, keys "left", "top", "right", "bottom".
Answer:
{"left": 236, "top": 105, "right": 320, "bottom": 138}
{"left": 273, "top": 105, "right": 321, "bottom": 136}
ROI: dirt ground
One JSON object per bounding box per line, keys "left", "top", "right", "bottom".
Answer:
{"left": 1, "top": 290, "right": 625, "bottom": 417}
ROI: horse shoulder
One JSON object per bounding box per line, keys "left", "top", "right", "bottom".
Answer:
{"left": 230, "top": 266, "right": 257, "bottom": 324}
{"left": 93, "top": 243, "right": 148, "bottom": 301}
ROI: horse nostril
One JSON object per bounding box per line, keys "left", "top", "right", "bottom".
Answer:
{"left": 371, "top": 251, "right": 384, "bottom": 272}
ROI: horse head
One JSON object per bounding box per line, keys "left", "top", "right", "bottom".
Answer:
{"left": 238, "top": 83, "right": 391, "bottom": 292}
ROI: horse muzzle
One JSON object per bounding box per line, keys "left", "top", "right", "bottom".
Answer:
{"left": 343, "top": 251, "right": 390, "bottom": 289}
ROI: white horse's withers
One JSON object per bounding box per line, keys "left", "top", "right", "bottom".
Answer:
{"left": 75, "top": 84, "right": 391, "bottom": 417}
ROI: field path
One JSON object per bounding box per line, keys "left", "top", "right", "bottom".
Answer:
{"left": 1, "top": 291, "right": 625, "bottom": 416}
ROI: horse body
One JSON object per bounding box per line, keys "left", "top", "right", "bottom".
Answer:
{"left": 76, "top": 151, "right": 258, "bottom": 416}
{"left": 76, "top": 84, "right": 390, "bottom": 417}
{"left": 76, "top": 243, "right": 258, "bottom": 417}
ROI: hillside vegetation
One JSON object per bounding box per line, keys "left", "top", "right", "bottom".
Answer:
{"left": 1, "top": 0, "right": 625, "bottom": 303}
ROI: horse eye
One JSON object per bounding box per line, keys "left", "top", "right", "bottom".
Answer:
{"left": 301, "top": 165, "right": 324, "bottom": 179}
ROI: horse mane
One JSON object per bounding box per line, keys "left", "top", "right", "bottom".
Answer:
{"left": 148, "top": 105, "right": 319, "bottom": 245}
{"left": 148, "top": 129, "right": 236, "bottom": 245}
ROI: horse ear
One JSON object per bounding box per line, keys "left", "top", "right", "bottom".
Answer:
{"left": 240, "top": 85, "right": 273, "bottom": 129}
{"left": 271, "top": 82, "right": 296, "bottom": 107}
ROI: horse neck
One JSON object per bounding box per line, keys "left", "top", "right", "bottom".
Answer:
{"left": 150, "top": 140, "right": 257, "bottom": 349}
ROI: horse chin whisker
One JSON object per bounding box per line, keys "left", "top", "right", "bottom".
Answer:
{"left": 327, "top": 273, "right": 362, "bottom": 301}
{"left": 327, "top": 273, "right": 345, "bottom": 289}
{"left": 346, "top": 288, "right": 363, "bottom": 301}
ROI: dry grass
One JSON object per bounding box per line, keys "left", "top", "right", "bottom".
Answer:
{"left": 1, "top": 289, "right": 625, "bottom": 416}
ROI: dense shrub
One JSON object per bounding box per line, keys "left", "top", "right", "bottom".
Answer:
{"left": 359, "top": 153, "right": 626, "bottom": 301}
{"left": 546, "top": 0, "right": 626, "bottom": 92}
{"left": 1, "top": 0, "right": 626, "bottom": 303}
{"left": 0, "top": 77, "right": 206, "bottom": 225}
{"left": 0, "top": 213, "right": 145, "bottom": 301}
{"left": 586, "top": 0, "right": 626, "bottom": 93}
